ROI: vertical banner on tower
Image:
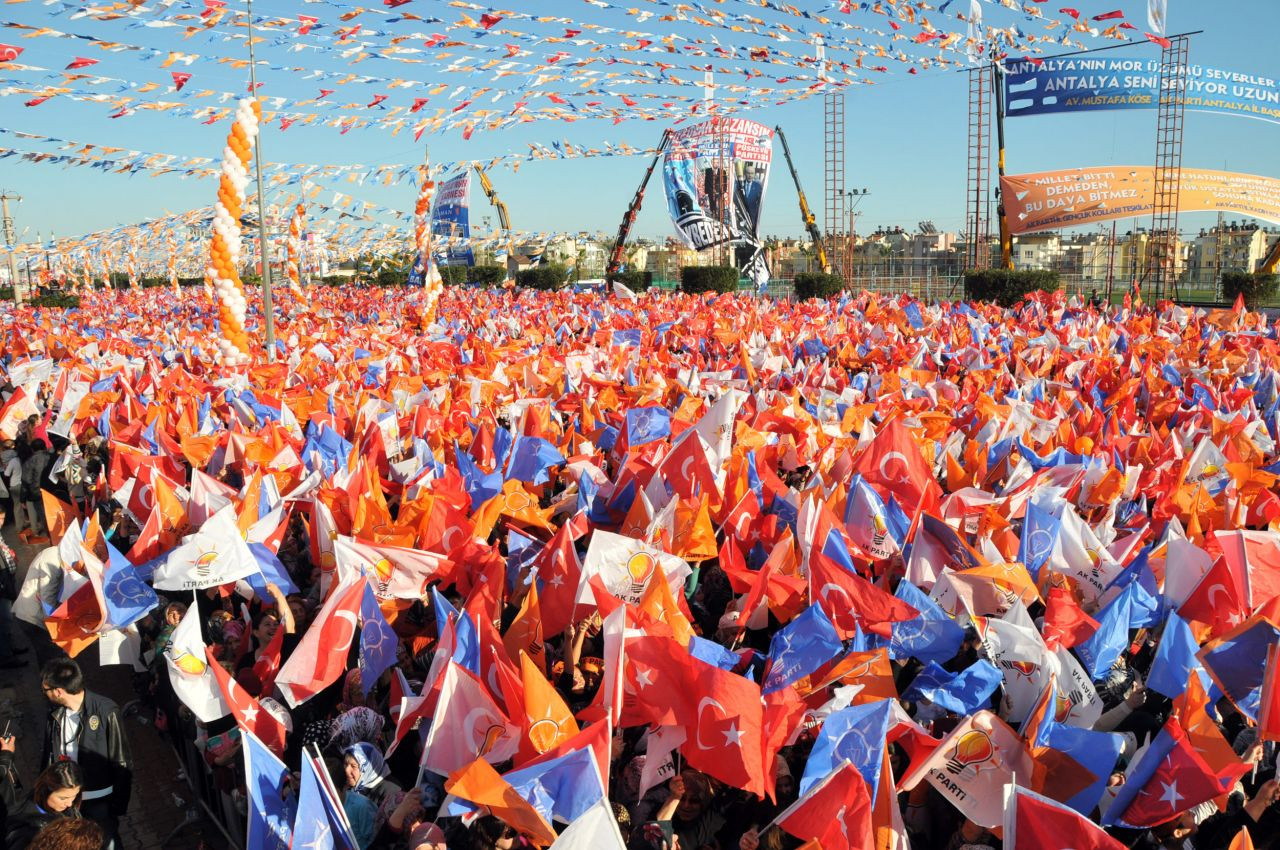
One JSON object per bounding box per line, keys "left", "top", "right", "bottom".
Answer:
{"left": 432, "top": 171, "right": 474, "bottom": 266}
{"left": 662, "top": 118, "right": 774, "bottom": 290}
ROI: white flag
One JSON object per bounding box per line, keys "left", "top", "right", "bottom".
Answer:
{"left": 577, "top": 530, "right": 690, "bottom": 608}
{"left": 547, "top": 797, "right": 628, "bottom": 850}
{"left": 153, "top": 505, "right": 259, "bottom": 591}
{"left": 1148, "top": 0, "right": 1168, "bottom": 36}
{"left": 976, "top": 616, "right": 1054, "bottom": 724}
{"left": 165, "top": 605, "right": 230, "bottom": 723}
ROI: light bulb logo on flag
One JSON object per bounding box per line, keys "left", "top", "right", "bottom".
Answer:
{"left": 194, "top": 551, "right": 218, "bottom": 580}
{"left": 945, "top": 730, "right": 995, "bottom": 776}
{"left": 626, "top": 552, "right": 657, "bottom": 597}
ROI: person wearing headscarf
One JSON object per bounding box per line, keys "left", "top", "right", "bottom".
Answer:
{"left": 342, "top": 742, "right": 403, "bottom": 812}
{"left": 329, "top": 706, "right": 385, "bottom": 750}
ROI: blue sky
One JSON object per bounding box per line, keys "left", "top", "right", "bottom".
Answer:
{"left": 1, "top": 0, "right": 1277, "bottom": 247}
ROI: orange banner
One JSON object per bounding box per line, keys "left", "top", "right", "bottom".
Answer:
{"left": 1001, "top": 167, "right": 1280, "bottom": 234}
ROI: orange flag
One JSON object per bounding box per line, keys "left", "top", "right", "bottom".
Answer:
{"left": 444, "top": 759, "right": 557, "bottom": 847}
{"left": 1229, "top": 826, "right": 1256, "bottom": 850}
{"left": 637, "top": 563, "right": 695, "bottom": 646}
{"left": 41, "top": 489, "right": 80, "bottom": 542}
{"left": 503, "top": 583, "right": 546, "bottom": 671}
{"left": 517, "top": 651, "right": 579, "bottom": 763}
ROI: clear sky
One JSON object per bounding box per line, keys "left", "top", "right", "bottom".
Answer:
{"left": 1, "top": 0, "right": 1278, "bottom": 248}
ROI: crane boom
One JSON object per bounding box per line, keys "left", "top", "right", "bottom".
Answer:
{"left": 607, "top": 130, "right": 670, "bottom": 278}
{"left": 1262, "top": 235, "right": 1280, "bottom": 275}
{"left": 473, "top": 164, "right": 515, "bottom": 280}
{"left": 774, "top": 126, "right": 829, "bottom": 274}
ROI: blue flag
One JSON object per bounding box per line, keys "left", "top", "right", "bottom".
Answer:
{"left": 763, "top": 604, "right": 844, "bottom": 694}
{"left": 446, "top": 746, "right": 604, "bottom": 824}
{"left": 1018, "top": 500, "right": 1061, "bottom": 583}
{"left": 293, "top": 749, "right": 359, "bottom": 850}
{"left": 799, "top": 700, "right": 893, "bottom": 798}
{"left": 431, "top": 587, "right": 479, "bottom": 675}
{"left": 245, "top": 542, "right": 299, "bottom": 602}
{"left": 505, "top": 436, "right": 566, "bottom": 485}
{"left": 455, "top": 442, "right": 503, "bottom": 510}
{"left": 1146, "top": 611, "right": 1204, "bottom": 699}
{"left": 1075, "top": 579, "right": 1142, "bottom": 680}
{"left": 1198, "top": 615, "right": 1280, "bottom": 721}
{"left": 102, "top": 543, "right": 158, "bottom": 629}
{"left": 690, "top": 635, "right": 745, "bottom": 674}
{"left": 902, "top": 660, "right": 1002, "bottom": 715}
{"left": 358, "top": 585, "right": 397, "bottom": 697}
{"left": 625, "top": 406, "right": 671, "bottom": 447}
{"left": 242, "top": 729, "right": 296, "bottom": 850}
{"left": 889, "top": 580, "right": 964, "bottom": 665}
{"left": 1025, "top": 680, "right": 1125, "bottom": 815}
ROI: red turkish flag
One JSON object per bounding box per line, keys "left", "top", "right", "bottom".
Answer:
{"left": 532, "top": 522, "right": 582, "bottom": 638}
{"left": 854, "top": 418, "right": 941, "bottom": 514}
{"left": 171, "top": 72, "right": 192, "bottom": 90}
{"left": 681, "top": 658, "right": 768, "bottom": 798}
{"left": 1004, "top": 785, "right": 1125, "bottom": 849}
{"left": 657, "top": 432, "right": 717, "bottom": 500}
{"left": 809, "top": 551, "right": 918, "bottom": 638}
{"left": 0, "top": 44, "right": 24, "bottom": 62}
{"left": 206, "top": 647, "right": 287, "bottom": 754}
{"left": 776, "top": 762, "right": 873, "bottom": 849}
{"left": 1180, "top": 557, "right": 1249, "bottom": 639}
{"left": 274, "top": 578, "right": 365, "bottom": 706}
{"left": 1041, "top": 580, "right": 1099, "bottom": 649}
{"left": 1092, "top": 10, "right": 1125, "bottom": 20}
{"left": 66, "top": 57, "right": 98, "bottom": 70}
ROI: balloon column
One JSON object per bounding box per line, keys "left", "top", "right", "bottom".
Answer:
{"left": 208, "top": 97, "right": 259, "bottom": 365}
{"left": 286, "top": 204, "right": 305, "bottom": 298}
{"left": 166, "top": 229, "right": 179, "bottom": 296}
{"left": 413, "top": 156, "right": 443, "bottom": 323}
{"left": 127, "top": 244, "right": 139, "bottom": 290}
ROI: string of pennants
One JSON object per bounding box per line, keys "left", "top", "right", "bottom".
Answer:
{"left": 0, "top": 0, "right": 1164, "bottom": 140}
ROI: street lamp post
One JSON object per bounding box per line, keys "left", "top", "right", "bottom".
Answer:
{"left": 246, "top": 0, "right": 275, "bottom": 362}
{"left": 844, "top": 189, "right": 870, "bottom": 288}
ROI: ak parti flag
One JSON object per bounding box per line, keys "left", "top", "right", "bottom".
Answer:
{"left": 901, "top": 710, "right": 1035, "bottom": 829}
{"left": 517, "top": 651, "right": 579, "bottom": 763}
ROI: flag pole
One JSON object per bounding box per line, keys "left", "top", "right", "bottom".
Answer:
{"left": 245, "top": 0, "right": 276, "bottom": 362}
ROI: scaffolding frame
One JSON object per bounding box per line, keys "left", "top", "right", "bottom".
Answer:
{"left": 1147, "top": 34, "right": 1190, "bottom": 302}
{"left": 965, "top": 67, "right": 991, "bottom": 270}
{"left": 824, "top": 90, "right": 847, "bottom": 283}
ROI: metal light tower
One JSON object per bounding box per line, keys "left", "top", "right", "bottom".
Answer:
{"left": 246, "top": 0, "right": 276, "bottom": 360}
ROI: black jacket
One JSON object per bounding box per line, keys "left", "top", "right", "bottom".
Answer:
{"left": 2, "top": 797, "right": 74, "bottom": 850}
{"left": 40, "top": 691, "right": 132, "bottom": 817}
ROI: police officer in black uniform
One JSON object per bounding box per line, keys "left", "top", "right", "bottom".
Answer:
{"left": 39, "top": 658, "right": 131, "bottom": 849}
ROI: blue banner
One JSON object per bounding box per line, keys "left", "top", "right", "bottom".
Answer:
{"left": 431, "top": 171, "right": 474, "bottom": 266}
{"left": 1006, "top": 56, "right": 1280, "bottom": 126}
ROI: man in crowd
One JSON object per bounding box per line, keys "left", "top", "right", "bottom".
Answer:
{"left": 39, "top": 658, "right": 132, "bottom": 850}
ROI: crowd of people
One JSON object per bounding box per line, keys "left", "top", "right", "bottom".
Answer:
{"left": 0, "top": 283, "right": 1278, "bottom": 850}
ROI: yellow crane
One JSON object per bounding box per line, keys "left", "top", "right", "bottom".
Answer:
{"left": 473, "top": 164, "right": 517, "bottom": 283}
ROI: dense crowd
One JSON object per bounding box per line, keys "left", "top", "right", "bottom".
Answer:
{"left": 0, "top": 284, "right": 1278, "bottom": 850}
